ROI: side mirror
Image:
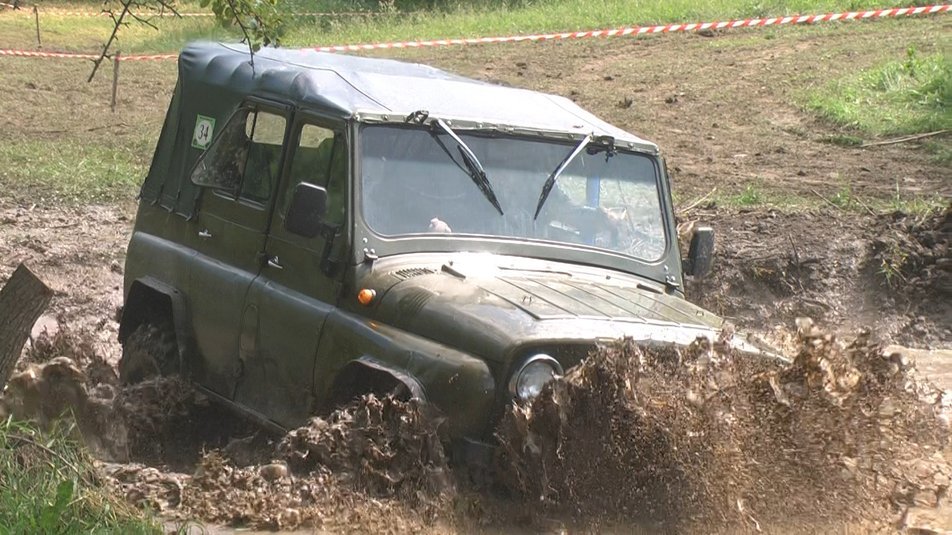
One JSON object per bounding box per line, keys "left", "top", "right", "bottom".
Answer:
{"left": 684, "top": 226, "right": 714, "bottom": 278}
{"left": 286, "top": 183, "right": 328, "bottom": 238}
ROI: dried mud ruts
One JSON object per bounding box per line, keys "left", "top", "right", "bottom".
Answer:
{"left": 496, "top": 321, "right": 951, "bottom": 531}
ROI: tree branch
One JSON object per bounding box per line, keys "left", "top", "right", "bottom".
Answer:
{"left": 225, "top": 0, "right": 255, "bottom": 69}
{"left": 88, "top": 0, "right": 132, "bottom": 82}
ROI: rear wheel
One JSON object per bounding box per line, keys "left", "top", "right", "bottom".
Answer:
{"left": 118, "top": 322, "right": 179, "bottom": 384}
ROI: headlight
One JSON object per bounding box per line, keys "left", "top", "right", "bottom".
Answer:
{"left": 508, "top": 354, "right": 563, "bottom": 402}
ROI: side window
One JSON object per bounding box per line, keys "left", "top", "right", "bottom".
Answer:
{"left": 283, "top": 124, "right": 346, "bottom": 226}
{"left": 191, "top": 107, "right": 287, "bottom": 203}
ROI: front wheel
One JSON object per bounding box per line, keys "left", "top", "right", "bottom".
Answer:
{"left": 118, "top": 322, "right": 179, "bottom": 384}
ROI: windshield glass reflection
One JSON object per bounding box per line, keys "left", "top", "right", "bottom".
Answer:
{"left": 360, "top": 125, "right": 667, "bottom": 261}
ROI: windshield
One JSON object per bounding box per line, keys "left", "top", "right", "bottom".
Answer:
{"left": 360, "top": 125, "right": 667, "bottom": 262}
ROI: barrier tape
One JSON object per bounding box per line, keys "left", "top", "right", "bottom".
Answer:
{"left": 312, "top": 4, "right": 951, "bottom": 52}
{"left": 0, "top": 4, "right": 948, "bottom": 61}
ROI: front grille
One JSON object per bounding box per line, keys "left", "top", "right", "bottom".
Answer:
{"left": 392, "top": 267, "right": 437, "bottom": 280}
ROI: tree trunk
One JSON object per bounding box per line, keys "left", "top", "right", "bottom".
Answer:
{"left": 0, "top": 264, "right": 52, "bottom": 391}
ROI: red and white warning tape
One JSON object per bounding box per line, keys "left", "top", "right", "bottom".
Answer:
{"left": 0, "top": 4, "right": 948, "bottom": 61}
{"left": 0, "top": 49, "right": 99, "bottom": 59}
{"left": 312, "top": 4, "right": 952, "bottom": 52}
{"left": 0, "top": 49, "right": 177, "bottom": 59}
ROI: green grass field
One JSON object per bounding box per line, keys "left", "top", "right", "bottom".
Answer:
{"left": 808, "top": 48, "right": 951, "bottom": 135}
{"left": 0, "top": 0, "right": 933, "bottom": 52}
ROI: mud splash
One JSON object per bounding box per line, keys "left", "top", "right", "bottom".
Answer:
{"left": 496, "top": 319, "right": 951, "bottom": 531}
{"left": 103, "top": 395, "right": 454, "bottom": 531}
{"left": 3, "top": 320, "right": 950, "bottom": 532}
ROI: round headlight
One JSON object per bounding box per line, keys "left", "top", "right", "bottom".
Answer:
{"left": 509, "top": 354, "right": 563, "bottom": 402}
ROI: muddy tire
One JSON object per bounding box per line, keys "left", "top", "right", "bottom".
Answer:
{"left": 119, "top": 322, "right": 178, "bottom": 384}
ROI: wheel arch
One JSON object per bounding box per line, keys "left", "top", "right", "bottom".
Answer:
{"left": 119, "top": 277, "right": 193, "bottom": 364}
{"left": 328, "top": 356, "right": 426, "bottom": 408}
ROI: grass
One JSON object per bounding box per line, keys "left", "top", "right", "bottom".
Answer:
{"left": 710, "top": 179, "right": 946, "bottom": 215}
{"left": 0, "top": 0, "right": 928, "bottom": 52}
{"left": 0, "top": 419, "right": 160, "bottom": 534}
{"left": 0, "top": 2, "right": 946, "bottom": 206}
{"left": 807, "top": 48, "right": 952, "bottom": 136}
{"left": 0, "top": 141, "right": 147, "bottom": 203}
{"left": 731, "top": 183, "right": 766, "bottom": 206}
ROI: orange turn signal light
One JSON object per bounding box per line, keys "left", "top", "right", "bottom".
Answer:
{"left": 357, "top": 288, "right": 376, "bottom": 306}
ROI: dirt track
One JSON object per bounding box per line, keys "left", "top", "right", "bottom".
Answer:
{"left": 0, "top": 15, "right": 950, "bottom": 534}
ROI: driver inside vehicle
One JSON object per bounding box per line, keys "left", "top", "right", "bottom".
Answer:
{"left": 361, "top": 126, "right": 667, "bottom": 260}
{"left": 367, "top": 168, "right": 622, "bottom": 246}
{"left": 364, "top": 146, "right": 620, "bottom": 241}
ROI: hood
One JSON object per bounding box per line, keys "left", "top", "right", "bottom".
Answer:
{"left": 361, "top": 254, "right": 726, "bottom": 365}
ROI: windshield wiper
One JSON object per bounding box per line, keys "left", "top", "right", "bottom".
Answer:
{"left": 432, "top": 119, "right": 504, "bottom": 216}
{"left": 533, "top": 133, "right": 593, "bottom": 220}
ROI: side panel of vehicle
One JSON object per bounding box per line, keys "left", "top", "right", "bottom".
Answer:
{"left": 123, "top": 213, "right": 252, "bottom": 396}
{"left": 186, "top": 193, "right": 270, "bottom": 396}
{"left": 236, "top": 281, "right": 334, "bottom": 427}
{"left": 314, "top": 310, "right": 497, "bottom": 439}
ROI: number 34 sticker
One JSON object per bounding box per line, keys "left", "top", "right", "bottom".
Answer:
{"left": 192, "top": 115, "right": 216, "bottom": 150}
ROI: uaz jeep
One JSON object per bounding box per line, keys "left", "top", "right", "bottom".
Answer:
{"left": 120, "top": 42, "right": 729, "bottom": 458}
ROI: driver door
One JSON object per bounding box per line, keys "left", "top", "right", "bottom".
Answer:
{"left": 234, "top": 118, "right": 349, "bottom": 426}
{"left": 186, "top": 103, "right": 289, "bottom": 397}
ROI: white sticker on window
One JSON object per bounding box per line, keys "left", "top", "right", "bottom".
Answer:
{"left": 192, "top": 115, "right": 216, "bottom": 150}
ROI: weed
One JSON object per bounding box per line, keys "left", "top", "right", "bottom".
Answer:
{"left": 878, "top": 241, "right": 908, "bottom": 288}
{"left": 871, "top": 179, "right": 947, "bottom": 216}
{"left": 923, "top": 140, "right": 952, "bottom": 165}
{"left": 830, "top": 181, "right": 853, "bottom": 209}
{"left": 820, "top": 134, "right": 863, "bottom": 147}
{"left": 734, "top": 183, "right": 764, "bottom": 206}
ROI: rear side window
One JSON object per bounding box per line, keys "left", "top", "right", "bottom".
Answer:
{"left": 191, "top": 108, "right": 287, "bottom": 202}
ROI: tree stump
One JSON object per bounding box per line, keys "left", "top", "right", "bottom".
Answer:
{"left": 0, "top": 264, "right": 53, "bottom": 391}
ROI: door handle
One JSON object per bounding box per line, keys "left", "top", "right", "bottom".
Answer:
{"left": 267, "top": 256, "right": 283, "bottom": 270}
{"left": 198, "top": 229, "right": 212, "bottom": 239}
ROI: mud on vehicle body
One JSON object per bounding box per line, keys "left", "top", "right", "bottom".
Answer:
{"left": 120, "top": 42, "right": 737, "bottom": 461}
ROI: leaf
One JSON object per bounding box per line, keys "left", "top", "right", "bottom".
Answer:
{"left": 39, "top": 478, "right": 74, "bottom": 532}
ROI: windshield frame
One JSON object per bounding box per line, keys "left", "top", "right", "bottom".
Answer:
{"left": 351, "top": 121, "right": 682, "bottom": 289}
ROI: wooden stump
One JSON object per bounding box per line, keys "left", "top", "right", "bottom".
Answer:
{"left": 0, "top": 264, "right": 53, "bottom": 391}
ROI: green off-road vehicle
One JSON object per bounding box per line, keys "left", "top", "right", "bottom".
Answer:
{"left": 120, "top": 42, "right": 734, "bottom": 460}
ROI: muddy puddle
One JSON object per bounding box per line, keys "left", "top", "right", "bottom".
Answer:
{"left": 2, "top": 318, "right": 950, "bottom": 534}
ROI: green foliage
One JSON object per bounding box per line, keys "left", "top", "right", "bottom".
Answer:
{"left": 199, "top": 0, "right": 285, "bottom": 49}
{"left": 820, "top": 134, "right": 864, "bottom": 147}
{"left": 733, "top": 183, "right": 764, "bottom": 206}
{"left": 831, "top": 182, "right": 853, "bottom": 209}
{"left": 807, "top": 49, "right": 952, "bottom": 136}
{"left": 0, "top": 420, "right": 159, "bottom": 533}
{"left": 878, "top": 241, "right": 908, "bottom": 288}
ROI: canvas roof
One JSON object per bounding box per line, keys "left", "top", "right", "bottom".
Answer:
{"left": 179, "top": 42, "right": 658, "bottom": 152}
